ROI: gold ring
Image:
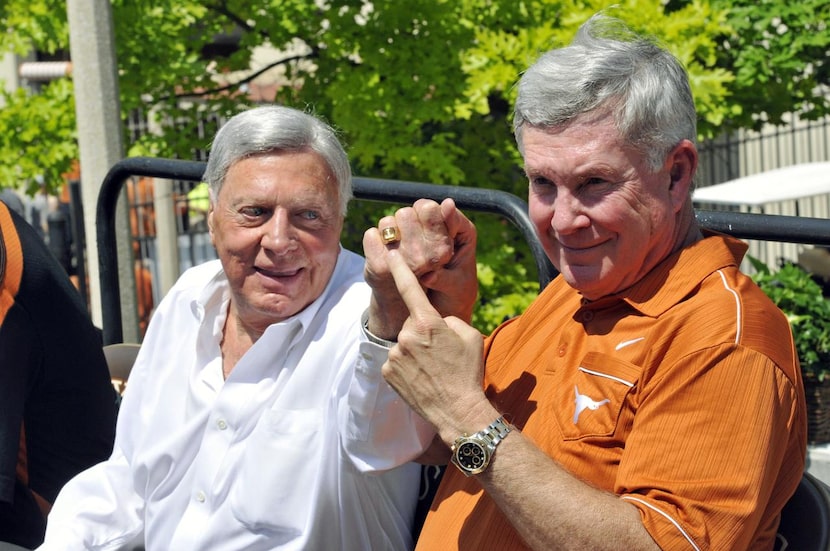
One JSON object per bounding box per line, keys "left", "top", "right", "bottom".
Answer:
{"left": 381, "top": 226, "right": 401, "bottom": 245}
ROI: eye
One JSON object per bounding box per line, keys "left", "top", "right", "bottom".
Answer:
{"left": 530, "top": 175, "right": 555, "bottom": 188}
{"left": 578, "top": 177, "right": 614, "bottom": 194}
{"left": 240, "top": 206, "right": 267, "bottom": 218}
{"left": 298, "top": 210, "right": 320, "bottom": 221}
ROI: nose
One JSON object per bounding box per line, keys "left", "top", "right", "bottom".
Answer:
{"left": 261, "top": 210, "right": 298, "bottom": 253}
{"left": 551, "top": 191, "right": 590, "bottom": 235}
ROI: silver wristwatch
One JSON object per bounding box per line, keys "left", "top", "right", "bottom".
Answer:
{"left": 450, "top": 416, "right": 512, "bottom": 476}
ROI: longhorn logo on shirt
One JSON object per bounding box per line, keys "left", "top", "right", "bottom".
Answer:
{"left": 573, "top": 385, "right": 610, "bottom": 424}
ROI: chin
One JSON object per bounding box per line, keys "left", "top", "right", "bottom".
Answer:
{"left": 562, "top": 268, "right": 603, "bottom": 294}
{"left": 270, "top": 296, "right": 316, "bottom": 318}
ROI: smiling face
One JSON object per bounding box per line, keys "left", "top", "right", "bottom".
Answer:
{"left": 208, "top": 151, "right": 344, "bottom": 334}
{"left": 522, "top": 112, "right": 697, "bottom": 300}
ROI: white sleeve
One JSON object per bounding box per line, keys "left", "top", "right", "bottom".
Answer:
{"left": 339, "top": 335, "right": 435, "bottom": 473}
{"left": 37, "top": 447, "right": 144, "bottom": 551}
{"left": 38, "top": 346, "right": 153, "bottom": 550}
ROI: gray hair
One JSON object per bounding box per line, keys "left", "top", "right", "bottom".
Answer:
{"left": 203, "top": 105, "right": 353, "bottom": 215}
{"left": 513, "top": 14, "right": 697, "bottom": 171}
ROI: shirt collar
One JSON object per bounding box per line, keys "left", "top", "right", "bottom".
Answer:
{"left": 193, "top": 246, "right": 352, "bottom": 340}
{"left": 582, "top": 231, "right": 748, "bottom": 317}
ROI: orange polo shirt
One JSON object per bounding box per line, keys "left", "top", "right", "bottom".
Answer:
{"left": 416, "top": 233, "right": 806, "bottom": 551}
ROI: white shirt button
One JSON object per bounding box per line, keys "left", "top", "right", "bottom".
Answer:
{"left": 217, "top": 419, "right": 228, "bottom": 430}
{"left": 196, "top": 491, "right": 206, "bottom": 503}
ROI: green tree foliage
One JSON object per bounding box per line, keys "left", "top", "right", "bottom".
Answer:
{"left": 0, "top": 0, "right": 741, "bottom": 192}
{"left": 710, "top": 0, "right": 830, "bottom": 130}
{"left": 0, "top": 0, "right": 74, "bottom": 191}
{"left": 750, "top": 258, "right": 830, "bottom": 381}
{"left": 1, "top": 0, "right": 827, "bottom": 330}
{"left": 0, "top": 79, "right": 75, "bottom": 194}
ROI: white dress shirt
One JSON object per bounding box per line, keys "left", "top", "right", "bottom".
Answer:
{"left": 39, "top": 248, "right": 434, "bottom": 551}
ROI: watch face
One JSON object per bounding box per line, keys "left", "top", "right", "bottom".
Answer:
{"left": 456, "top": 441, "right": 488, "bottom": 471}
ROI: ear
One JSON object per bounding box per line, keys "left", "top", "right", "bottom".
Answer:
{"left": 207, "top": 193, "right": 216, "bottom": 243}
{"left": 666, "top": 139, "right": 698, "bottom": 209}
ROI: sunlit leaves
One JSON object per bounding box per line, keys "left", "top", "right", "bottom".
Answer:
{"left": 1, "top": 0, "right": 828, "bottom": 327}
{"left": 0, "top": 79, "right": 75, "bottom": 194}
{"left": 712, "top": 0, "right": 830, "bottom": 129}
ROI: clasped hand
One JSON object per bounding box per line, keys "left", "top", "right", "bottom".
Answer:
{"left": 363, "top": 198, "right": 489, "bottom": 440}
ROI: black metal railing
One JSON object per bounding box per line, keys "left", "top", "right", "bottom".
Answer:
{"left": 98, "top": 157, "right": 830, "bottom": 345}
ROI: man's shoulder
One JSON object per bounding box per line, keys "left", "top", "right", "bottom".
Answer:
{"left": 519, "top": 276, "right": 580, "bottom": 322}
{"left": 159, "top": 259, "right": 224, "bottom": 306}
{"left": 336, "top": 248, "right": 367, "bottom": 279}
{"left": 322, "top": 249, "right": 371, "bottom": 307}
{"left": 328, "top": 248, "right": 370, "bottom": 292}
{"left": 175, "top": 259, "right": 224, "bottom": 286}
{"left": 485, "top": 277, "right": 579, "bottom": 347}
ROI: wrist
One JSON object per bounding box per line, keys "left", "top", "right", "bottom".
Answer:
{"left": 365, "top": 295, "right": 407, "bottom": 340}
{"left": 438, "top": 399, "right": 501, "bottom": 446}
{"left": 361, "top": 309, "right": 397, "bottom": 348}
{"left": 450, "top": 415, "right": 513, "bottom": 476}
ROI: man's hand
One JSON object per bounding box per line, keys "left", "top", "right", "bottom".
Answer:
{"left": 363, "top": 198, "right": 477, "bottom": 340}
{"left": 380, "top": 248, "right": 490, "bottom": 441}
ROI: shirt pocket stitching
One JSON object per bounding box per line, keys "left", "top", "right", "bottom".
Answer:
{"left": 555, "top": 353, "right": 640, "bottom": 441}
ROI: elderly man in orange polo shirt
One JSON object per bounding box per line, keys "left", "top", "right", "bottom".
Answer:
{"left": 365, "top": 14, "right": 806, "bottom": 551}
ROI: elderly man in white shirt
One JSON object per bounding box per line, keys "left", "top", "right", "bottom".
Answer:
{"left": 38, "top": 105, "right": 476, "bottom": 551}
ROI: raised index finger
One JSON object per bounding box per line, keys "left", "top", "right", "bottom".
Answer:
{"left": 386, "top": 249, "right": 441, "bottom": 322}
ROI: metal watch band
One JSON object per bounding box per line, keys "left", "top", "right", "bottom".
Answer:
{"left": 479, "top": 416, "right": 512, "bottom": 446}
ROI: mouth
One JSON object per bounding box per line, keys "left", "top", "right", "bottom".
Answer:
{"left": 557, "top": 236, "right": 608, "bottom": 254}
{"left": 255, "top": 266, "right": 303, "bottom": 280}
{"left": 559, "top": 242, "right": 598, "bottom": 254}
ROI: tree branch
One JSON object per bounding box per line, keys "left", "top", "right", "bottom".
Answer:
{"left": 151, "top": 50, "right": 317, "bottom": 102}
